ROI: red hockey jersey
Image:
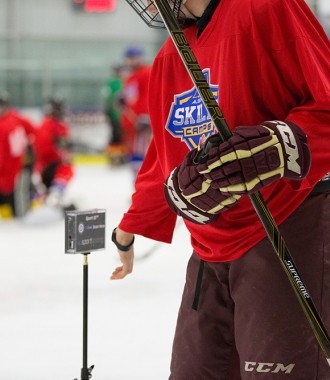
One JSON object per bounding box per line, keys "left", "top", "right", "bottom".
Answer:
{"left": 34, "top": 117, "right": 70, "bottom": 173}
{"left": 121, "top": 65, "right": 151, "bottom": 130}
{"left": 0, "top": 110, "right": 31, "bottom": 194}
{"left": 119, "top": 0, "right": 330, "bottom": 262}
{"left": 121, "top": 65, "right": 151, "bottom": 154}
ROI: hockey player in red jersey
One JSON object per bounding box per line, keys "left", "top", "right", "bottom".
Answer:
{"left": 120, "top": 45, "right": 152, "bottom": 179}
{"left": 33, "top": 97, "right": 74, "bottom": 209}
{"left": 0, "top": 93, "right": 36, "bottom": 218}
{"left": 111, "top": 1, "right": 330, "bottom": 378}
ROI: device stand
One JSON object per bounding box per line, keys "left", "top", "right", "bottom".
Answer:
{"left": 74, "top": 253, "right": 94, "bottom": 380}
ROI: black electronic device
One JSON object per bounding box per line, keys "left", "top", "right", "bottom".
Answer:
{"left": 65, "top": 209, "right": 106, "bottom": 254}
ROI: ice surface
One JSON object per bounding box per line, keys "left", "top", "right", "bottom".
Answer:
{"left": 0, "top": 164, "right": 191, "bottom": 380}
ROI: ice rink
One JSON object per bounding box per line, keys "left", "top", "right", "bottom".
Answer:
{"left": 0, "top": 163, "right": 191, "bottom": 380}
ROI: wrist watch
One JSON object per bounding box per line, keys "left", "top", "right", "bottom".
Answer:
{"left": 111, "top": 228, "right": 135, "bottom": 252}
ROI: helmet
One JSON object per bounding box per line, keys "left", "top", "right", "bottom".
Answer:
{"left": 44, "top": 97, "right": 66, "bottom": 119}
{"left": 125, "top": 0, "right": 195, "bottom": 29}
{"left": 124, "top": 45, "right": 145, "bottom": 58}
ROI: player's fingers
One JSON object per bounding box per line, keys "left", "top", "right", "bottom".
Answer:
{"left": 110, "top": 266, "right": 127, "bottom": 280}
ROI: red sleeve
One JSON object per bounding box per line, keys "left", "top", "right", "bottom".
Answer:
{"left": 9, "top": 110, "right": 36, "bottom": 143}
{"left": 118, "top": 138, "right": 177, "bottom": 243}
{"left": 257, "top": 0, "right": 330, "bottom": 189}
{"left": 17, "top": 116, "right": 36, "bottom": 141}
{"left": 0, "top": 117, "right": 27, "bottom": 193}
{"left": 56, "top": 121, "right": 70, "bottom": 138}
{"left": 285, "top": 36, "right": 330, "bottom": 189}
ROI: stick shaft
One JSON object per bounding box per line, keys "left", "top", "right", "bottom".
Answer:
{"left": 154, "top": 0, "right": 330, "bottom": 363}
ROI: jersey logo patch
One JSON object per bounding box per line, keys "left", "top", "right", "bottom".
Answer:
{"left": 165, "top": 69, "right": 219, "bottom": 150}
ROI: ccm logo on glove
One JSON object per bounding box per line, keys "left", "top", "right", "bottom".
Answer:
{"left": 164, "top": 120, "right": 311, "bottom": 225}
{"left": 275, "top": 120, "right": 302, "bottom": 175}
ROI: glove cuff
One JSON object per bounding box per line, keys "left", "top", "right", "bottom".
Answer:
{"left": 164, "top": 167, "right": 218, "bottom": 225}
{"left": 262, "top": 120, "right": 311, "bottom": 180}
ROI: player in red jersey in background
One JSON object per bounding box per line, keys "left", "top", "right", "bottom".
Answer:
{"left": 111, "top": 1, "right": 330, "bottom": 379}
{"left": 33, "top": 97, "right": 74, "bottom": 209}
{"left": 120, "top": 45, "right": 152, "bottom": 180}
{"left": 0, "top": 92, "right": 36, "bottom": 218}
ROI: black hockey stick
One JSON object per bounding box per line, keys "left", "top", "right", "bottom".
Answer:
{"left": 153, "top": 0, "right": 330, "bottom": 365}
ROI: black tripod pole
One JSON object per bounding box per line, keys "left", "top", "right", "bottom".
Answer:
{"left": 75, "top": 253, "right": 94, "bottom": 380}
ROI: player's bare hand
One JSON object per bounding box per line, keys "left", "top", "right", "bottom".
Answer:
{"left": 110, "top": 227, "right": 135, "bottom": 280}
{"left": 111, "top": 249, "right": 134, "bottom": 280}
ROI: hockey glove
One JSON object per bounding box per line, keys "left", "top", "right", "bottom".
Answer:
{"left": 198, "top": 120, "right": 311, "bottom": 195}
{"left": 164, "top": 142, "right": 241, "bottom": 225}
{"left": 164, "top": 120, "right": 310, "bottom": 225}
